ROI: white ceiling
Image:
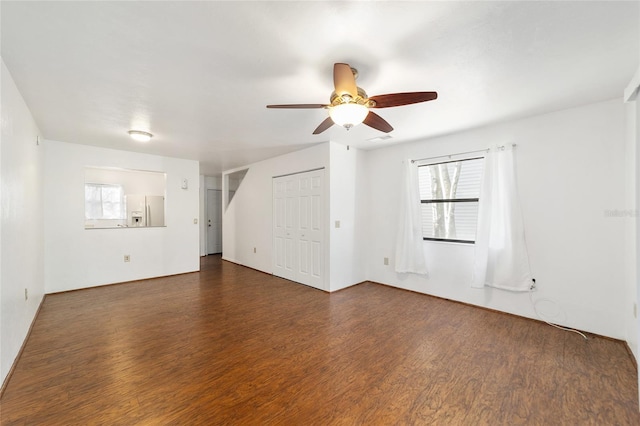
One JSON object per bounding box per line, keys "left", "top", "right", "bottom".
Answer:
{"left": 1, "top": 1, "right": 638, "bottom": 176}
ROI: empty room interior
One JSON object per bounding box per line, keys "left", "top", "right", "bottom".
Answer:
{"left": 2, "top": 1, "right": 640, "bottom": 424}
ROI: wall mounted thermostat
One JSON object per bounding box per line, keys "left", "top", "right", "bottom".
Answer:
{"left": 181, "top": 178, "right": 188, "bottom": 189}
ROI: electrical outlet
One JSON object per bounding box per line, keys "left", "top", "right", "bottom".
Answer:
{"left": 384, "top": 257, "right": 389, "bottom": 266}
{"left": 24, "top": 288, "right": 28, "bottom": 300}
{"left": 124, "top": 255, "right": 131, "bottom": 262}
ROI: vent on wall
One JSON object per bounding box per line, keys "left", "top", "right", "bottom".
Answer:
{"left": 367, "top": 135, "right": 393, "bottom": 142}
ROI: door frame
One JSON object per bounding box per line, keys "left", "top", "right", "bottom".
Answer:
{"left": 206, "top": 189, "right": 223, "bottom": 255}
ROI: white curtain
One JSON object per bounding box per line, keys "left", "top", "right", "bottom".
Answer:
{"left": 471, "top": 146, "right": 532, "bottom": 291}
{"left": 395, "top": 160, "right": 428, "bottom": 275}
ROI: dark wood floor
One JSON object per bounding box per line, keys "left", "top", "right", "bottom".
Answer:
{"left": 1, "top": 255, "right": 639, "bottom": 425}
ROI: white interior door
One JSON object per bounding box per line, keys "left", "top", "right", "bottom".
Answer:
{"left": 273, "top": 177, "right": 298, "bottom": 281}
{"left": 207, "top": 189, "right": 222, "bottom": 254}
{"left": 296, "top": 172, "right": 323, "bottom": 288}
{"left": 273, "top": 169, "right": 324, "bottom": 290}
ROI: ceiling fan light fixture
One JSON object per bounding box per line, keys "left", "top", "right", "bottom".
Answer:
{"left": 329, "top": 103, "right": 368, "bottom": 130}
{"left": 128, "top": 130, "right": 153, "bottom": 142}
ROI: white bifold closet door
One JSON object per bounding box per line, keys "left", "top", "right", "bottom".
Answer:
{"left": 273, "top": 169, "right": 324, "bottom": 290}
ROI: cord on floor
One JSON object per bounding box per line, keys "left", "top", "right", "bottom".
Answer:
{"left": 528, "top": 281, "right": 588, "bottom": 340}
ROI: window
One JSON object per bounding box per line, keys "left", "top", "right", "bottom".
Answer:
{"left": 418, "top": 157, "right": 484, "bottom": 243}
{"left": 85, "top": 183, "right": 125, "bottom": 220}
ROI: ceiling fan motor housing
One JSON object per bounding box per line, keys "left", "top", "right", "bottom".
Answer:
{"left": 329, "top": 87, "right": 375, "bottom": 108}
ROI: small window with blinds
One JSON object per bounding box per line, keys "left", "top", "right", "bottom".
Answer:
{"left": 418, "top": 157, "right": 484, "bottom": 243}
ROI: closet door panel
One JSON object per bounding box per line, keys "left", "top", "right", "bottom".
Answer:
{"left": 273, "top": 169, "right": 324, "bottom": 290}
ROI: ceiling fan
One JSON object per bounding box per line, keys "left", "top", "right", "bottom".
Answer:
{"left": 267, "top": 63, "right": 438, "bottom": 135}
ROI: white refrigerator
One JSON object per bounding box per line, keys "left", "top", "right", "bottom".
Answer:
{"left": 126, "top": 195, "right": 165, "bottom": 227}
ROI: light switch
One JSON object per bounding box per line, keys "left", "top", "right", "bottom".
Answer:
{"left": 335, "top": 220, "right": 340, "bottom": 228}
{"left": 193, "top": 218, "right": 198, "bottom": 224}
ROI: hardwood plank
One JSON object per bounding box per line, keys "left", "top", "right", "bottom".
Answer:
{"left": 1, "top": 255, "right": 638, "bottom": 424}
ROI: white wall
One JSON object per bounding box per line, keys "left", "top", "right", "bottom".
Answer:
{"left": 203, "top": 176, "right": 222, "bottom": 191}
{"left": 635, "top": 8, "right": 640, "bottom": 402}
{"left": 329, "top": 142, "right": 367, "bottom": 291}
{"left": 636, "top": 67, "right": 640, "bottom": 403}
{"left": 625, "top": 99, "right": 638, "bottom": 359}
{"left": 222, "top": 143, "right": 330, "bottom": 279}
{"left": 44, "top": 140, "right": 200, "bottom": 293}
{"left": 365, "top": 99, "right": 627, "bottom": 339}
{"left": 0, "top": 60, "right": 45, "bottom": 386}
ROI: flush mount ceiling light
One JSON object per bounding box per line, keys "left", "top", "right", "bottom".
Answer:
{"left": 128, "top": 130, "right": 153, "bottom": 142}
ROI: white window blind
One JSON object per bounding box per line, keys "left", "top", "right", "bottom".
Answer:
{"left": 418, "top": 157, "right": 484, "bottom": 243}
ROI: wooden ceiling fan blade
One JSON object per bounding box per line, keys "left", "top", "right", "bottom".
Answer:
{"left": 369, "top": 92, "right": 438, "bottom": 108}
{"left": 266, "top": 104, "right": 328, "bottom": 109}
{"left": 363, "top": 111, "right": 393, "bottom": 133}
{"left": 312, "top": 117, "right": 335, "bottom": 134}
{"left": 333, "top": 63, "right": 357, "bottom": 98}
